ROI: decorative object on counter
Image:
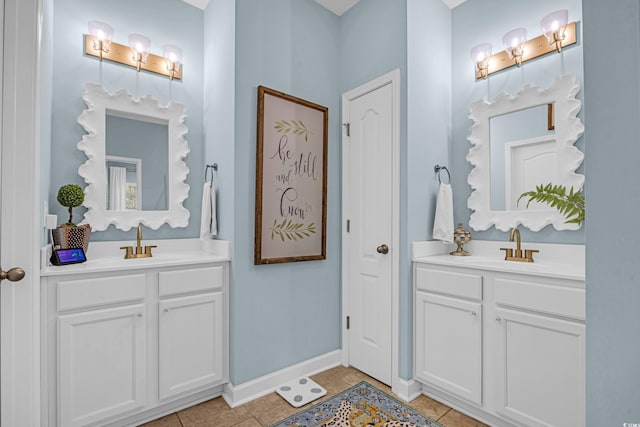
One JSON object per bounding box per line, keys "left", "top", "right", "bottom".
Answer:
{"left": 254, "top": 86, "right": 328, "bottom": 265}
{"left": 500, "top": 226, "right": 539, "bottom": 262}
{"left": 450, "top": 223, "right": 472, "bottom": 256}
{"left": 52, "top": 184, "right": 91, "bottom": 252}
{"left": 433, "top": 165, "right": 454, "bottom": 243}
{"left": 120, "top": 224, "right": 156, "bottom": 259}
{"left": 518, "top": 183, "right": 585, "bottom": 226}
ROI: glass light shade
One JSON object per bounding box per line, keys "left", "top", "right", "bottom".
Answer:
{"left": 470, "top": 43, "right": 492, "bottom": 64}
{"left": 162, "top": 44, "right": 183, "bottom": 65}
{"left": 540, "top": 9, "right": 568, "bottom": 43}
{"left": 503, "top": 27, "right": 527, "bottom": 59}
{"left": 128, "top": 33, "right": 151, "bottom": 61}
{"left": 88, "top": 20, "right": 113, "bottom": 43}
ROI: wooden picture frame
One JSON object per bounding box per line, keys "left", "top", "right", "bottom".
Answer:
{"left": 254, "top": 86, "right": 328, "bottom": 264}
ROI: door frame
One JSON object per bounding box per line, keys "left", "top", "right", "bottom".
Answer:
{"left": 341, "top": 69, "right": 400, "bottom": 392}
{"left": 1, "top": 0, "right": 41, "bottom": 425}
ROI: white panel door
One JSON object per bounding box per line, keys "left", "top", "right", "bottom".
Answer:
{"left": 58, "top": 304, "right": 146, "bottom": 427}
{"left": 1, "top": 0, "right": 40, "bottom": 425}
{"left": 504, "top": 136, "right": 557, "bottom": 210}
{"left": 159, "top": 292, "right": 224, "bottom": 400}
{"left": 495, "top": 307, "right": 585, "bottom": 427}
{"left": 346, "top": 82, "right": 393, "bottom": 385}
{"left": 415, "top": 291, "right": 482, "bottom": 405}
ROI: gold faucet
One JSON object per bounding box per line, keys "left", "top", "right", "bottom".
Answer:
{"left": 500, "top": 226, "right": 539, "bottom": 262}
{"left": 120, "top": 225, "right": 157, "bottom": 259}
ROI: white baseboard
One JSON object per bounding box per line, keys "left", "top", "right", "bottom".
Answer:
{"left": 394, "top": 378, "right": 422, "bottom": 402}
{"left": 222, "top": 350, "right": 342, "bottom": 408}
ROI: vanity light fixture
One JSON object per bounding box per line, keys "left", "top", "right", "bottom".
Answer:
{"left": 128, "top": 33, "right": 151, "bottom": 72}
{"left": 541, "top": 9, "right": 569, "bottom": 53}
{"left": 87, "top": 20, "right": 113, "bottom": 61}
{"left": 473, "top": 18, "right": 577, "bottom": 80}
{"left": 162, "top": 45, "right": 183, "bottom": 81}
{"left": 503, "top": 27, "right": 527, "bottom": 66}
{"left": 83, "top": 22, "right": 182, "bottom": 80}
{"left": 470, "top": 43, "right": 492, "bottom": 80}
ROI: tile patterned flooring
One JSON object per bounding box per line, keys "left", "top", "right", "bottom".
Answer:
{"left": 142, "top": 366, "right": 488, "bottom": 427}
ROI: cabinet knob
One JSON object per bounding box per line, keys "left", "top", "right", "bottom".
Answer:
{"left": 164, "top": 308, "right": 170, "bottom": 313}
{"left": 137, "top": 313, "right": 143, "bottom": 318}
{"left": 496, "top": 316, "right": 502, "bottom": 322}
{"left": 469, "top": 311, "right": 477, "bottom": 316}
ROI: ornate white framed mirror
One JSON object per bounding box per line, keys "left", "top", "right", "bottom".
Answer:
{"left": 77, "top": 83, "right": 190, "bottom": 231}
{"left": 467, "top": 74, "right": 584, "bottom": 231}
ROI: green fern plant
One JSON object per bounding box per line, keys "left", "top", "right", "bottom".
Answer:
{"left": 517, "top": 183, "right": 585, "bottom": 226}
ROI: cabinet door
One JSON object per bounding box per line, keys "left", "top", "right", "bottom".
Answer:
{"left": 495, "top": 308, "right": 585, "bottom": 427}
{"left": 415, "top": 291, "right": 482, "bottom": 405}
{"left": 58, "top": 304, "right": 146, "bottom": 427}
{"left": 159, "top": 292, "right": 224, "bottom": 400}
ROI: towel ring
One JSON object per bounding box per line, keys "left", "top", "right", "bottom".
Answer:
{"left": 205, "top": 163, "right": 218, "bottom": 183}
{"left": 434, "top": 165, "right": 451, "bottom": 184}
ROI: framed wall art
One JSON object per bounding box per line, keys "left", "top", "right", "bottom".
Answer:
{"left": 254, "top": 86, "right": 328, "bottom": 264}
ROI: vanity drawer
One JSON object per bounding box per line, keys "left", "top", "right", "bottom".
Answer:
{"left": 57, "top": 274, "right": 146, "bottom": 311}
{"left": 494, "top": 277, "right": 585, "bottom": 320}
{"left": 159, "top": 266, "right": 224, "bottom": 297}
{"left": 415, "top": 266, "right": 482, "bottom": 301}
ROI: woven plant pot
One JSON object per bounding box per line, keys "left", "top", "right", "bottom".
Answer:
{"left": 52, "top": 224, "right": 91, "bottom": 252}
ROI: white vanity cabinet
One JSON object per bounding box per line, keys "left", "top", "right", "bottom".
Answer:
{"left": 414, "top": 267, "right": 483, "bottom": 406}
{"left": 158, "top": 267, "right": 226, "bottom": 400}
{"left": 413, "top": 256, "right": 585, "bottom": 427}
{"left": 41, "top": 252, "right": 229, "bottom": 427}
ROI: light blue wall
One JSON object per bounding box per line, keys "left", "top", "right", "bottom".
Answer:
{"left": 48, "top": 0, "right": 204, "bottom": 241}
{"left": 204, "top": 0, "right": 235, "bottom": 241}
{"left": 231, "top": 0, "right": 341, "bottom": 385}
{"left": 583, "top": 0, "right": 640, "bottom": 423}
{"left": 406, "top": 0, "right": 451, "bottom": 380}
{"left": 339, "top": 0, "right": 411, "bottom": 380}
{"left": 451, "top": 0, "right": 584, "bottom": 244}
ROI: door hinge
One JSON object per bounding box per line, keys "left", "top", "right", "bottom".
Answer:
{"left": 346, "top": 219, "right": 350, "bottom": 233}
{"left": 346, "top": 316, "right": 350, "bottom": 330}
{"left": 343, "top": 122, "right": 350, "bottom": 137}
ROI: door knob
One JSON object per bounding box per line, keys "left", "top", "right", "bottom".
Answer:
{"left": 376, "top": 244, "right": 389, "bottom": 254}
{"left": 0, "top": 267, "right": 25, "bottom": 283}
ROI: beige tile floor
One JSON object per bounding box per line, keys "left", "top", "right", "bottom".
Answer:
{"left": 142, "top": 366, "right": 488, "bottom": 427}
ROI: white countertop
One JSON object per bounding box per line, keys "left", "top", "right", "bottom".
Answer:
{"left": 41, "top": 238, "right": 231, "bottom": 277}
{"left": 412, "top": 240, "right": 585, "bottom": 282}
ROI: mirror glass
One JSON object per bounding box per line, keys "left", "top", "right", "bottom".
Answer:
{"left": 489, "top": 104, "right": 555, "bottom": 211}
{"left": 467, "top": 74, "right": 584, "bottom": 232}
{"left": 77, "top": 83, "right": 190, "bottom": 231}
{"left": 105, "top": 114, "right": 168, "bottom": 211}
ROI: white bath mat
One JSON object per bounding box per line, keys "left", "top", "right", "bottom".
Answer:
{"left": 276, "top": 377, "right": 327, "bottom": 408}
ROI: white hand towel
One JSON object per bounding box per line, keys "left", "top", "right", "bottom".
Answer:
{"left": 433, "top": 183, "right": 454, "bottom": 243}
{"left": 200, "top": 182, "right": 218, "bottom": 238}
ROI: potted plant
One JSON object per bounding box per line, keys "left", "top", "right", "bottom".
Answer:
{"left": 52, "top": 184, "right": 91, "bottom": 252}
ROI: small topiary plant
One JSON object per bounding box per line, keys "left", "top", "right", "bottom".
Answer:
{"left": 57, "top": 184, "right": 85, "bottom": 227}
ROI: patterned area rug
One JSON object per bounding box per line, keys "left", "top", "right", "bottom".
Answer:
{"left": 270, "top": 381, "right": 443, "bottom": 427}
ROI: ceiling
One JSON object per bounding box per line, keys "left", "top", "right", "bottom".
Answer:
{"left": 313, "top": 0, "right": 467, "bottom": 16}
{"left": 181, "top": 0, "right": 467, "bottom": 14}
